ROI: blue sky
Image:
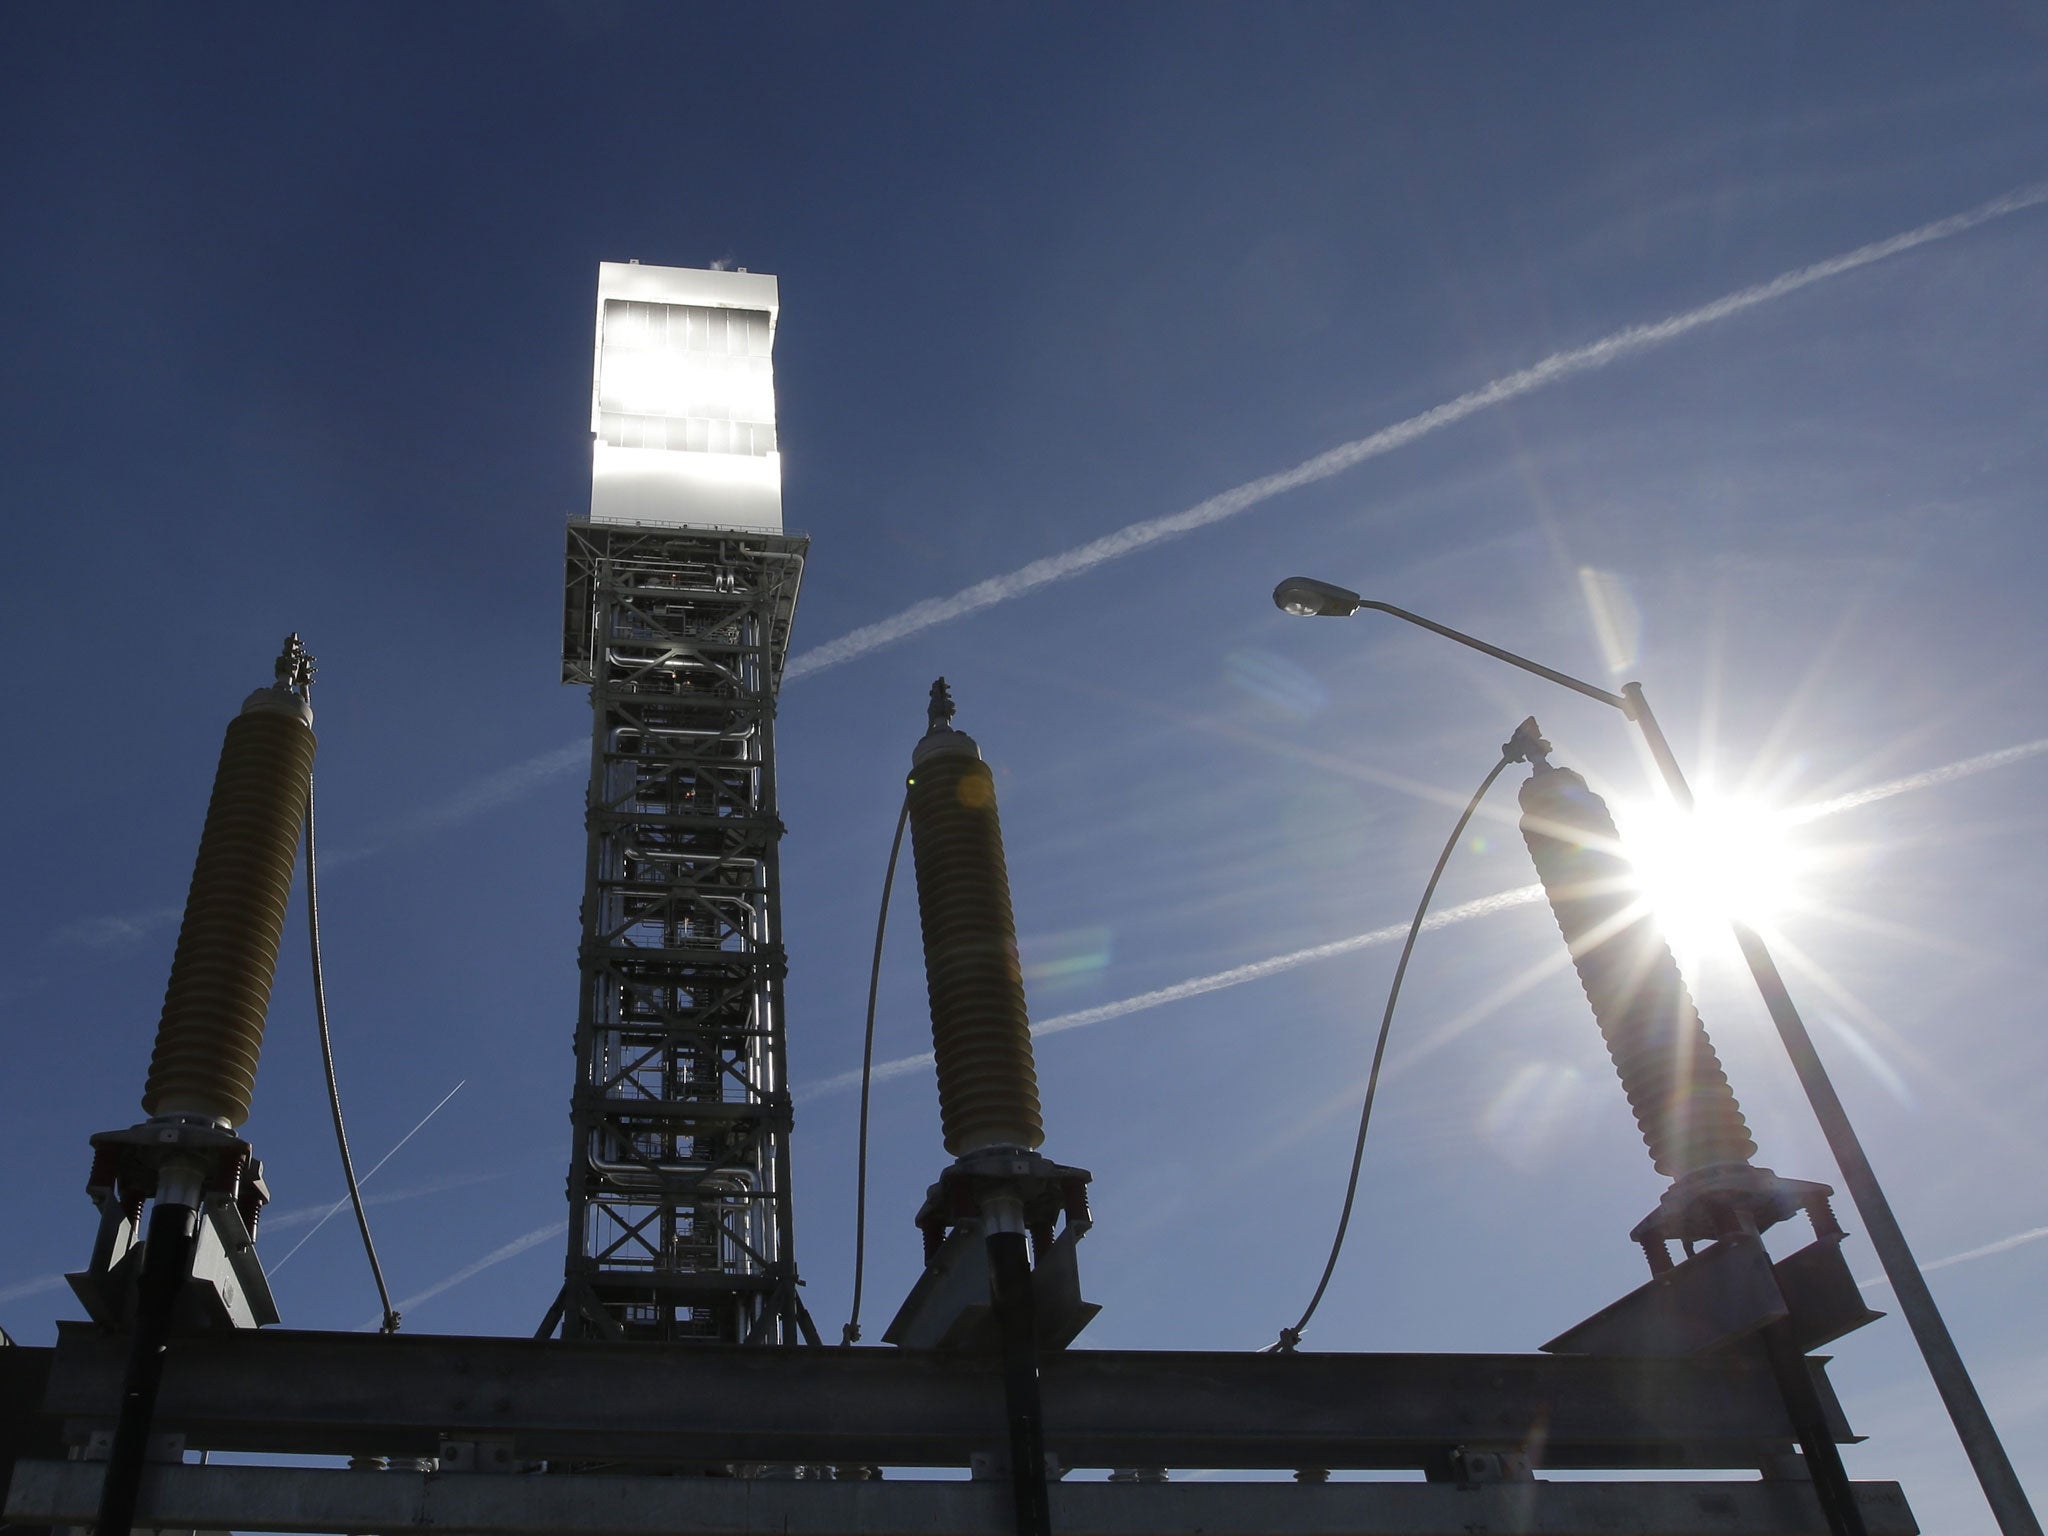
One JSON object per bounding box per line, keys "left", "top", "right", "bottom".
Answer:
{"left": 3, "top": 4, "right": 2047, "bottom": 1525}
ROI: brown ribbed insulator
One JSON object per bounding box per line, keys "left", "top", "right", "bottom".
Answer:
{"left": 142, "top": 690, "right": 316, "bottom": 1127}
{"left": 1518, "top": 765, "right": 1757, "bottom": 1178}
{"left": 907, "top": 696, "right": 1044, "bottom": 1157}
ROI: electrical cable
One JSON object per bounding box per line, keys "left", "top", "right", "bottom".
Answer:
{"left": 1270, "top": 746, "right": 1517, "bottom": 1353}
{"left": 842, "top": 791, "right": 912, "bottom": 1346}
{"left": 304, "top": 762, "right": 401, "bottom": 1335}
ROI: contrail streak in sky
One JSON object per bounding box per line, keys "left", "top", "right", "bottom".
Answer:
{"left": 261, "top": 1167, "right": 505, "bottom": 1232}
{"left": 272, "top": 1080, "right": 468, "bottom": 1269}
{"left": 1790, "top": 737, "right": 2048, "bottom": 824}
{"left": 325, "top": 743, "right": 589, "bottom": 867}
{"left": 0, "top": 1273, "right": 65, "bottom": 1307}
{"left": 799, "top": 885, "right": 1547, "bottom": 1098}
{"left": 1860, "top": 1224, "right": 2048, "bottom": 1292}
{"left": 362, "top": 1219, "right": 566, "bottom": 1332}
{"left": 54, "top": 903, "right": 184, "bottom": 949}
{"left": 786, "top": 182, "right": 2048, "bottom": 681}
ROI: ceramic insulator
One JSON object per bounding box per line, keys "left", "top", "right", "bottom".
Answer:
{"left": 143, "top": 689, "right": 316, "bottom": 1128}
{"left": 907, "top": 729, "right": 1044, "bottom": 1157}
{"left": 1519, "top": 764, "right": 1756, "bottom": 1178}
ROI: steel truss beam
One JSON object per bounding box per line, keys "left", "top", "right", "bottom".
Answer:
{"left": 6, "top": 1461, "right": 1917, "bottom": 1536}
{"left": 32, "top": 1327, "right": 1867, "bottom": 1473}
{"left": 556, "top": 521, "right": 810, "bottom": 1345}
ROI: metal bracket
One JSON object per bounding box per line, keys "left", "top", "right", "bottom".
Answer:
{"left": 1630, "top": 1166, "right": 1835, "bottom": 1248}
{"left": 885, "top": 1150, "right": 1097, "bottom": 1351}
{"left": 1544, "top": 1234, "right": 1880, "bottom": 1360}
{"left": 1443, "top": 1447, "right": 1534, "bottom": 1484}
{"left": 438, "top": 1437, "right": 517, "bottom": 1474}
{"left": 69, "top": 1194, "right": 279, "bottom": 1333}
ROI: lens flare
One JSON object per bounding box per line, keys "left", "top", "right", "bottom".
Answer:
{"left": 1613, "top": 793, "right": 1808, "bottom": 962}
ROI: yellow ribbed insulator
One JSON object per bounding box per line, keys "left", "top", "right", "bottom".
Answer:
{"left": 907, "top": 707, "right": 1044, "bottom": 1157}
{"left": 142, "top": 689, "right": 316, "bottom": 1127}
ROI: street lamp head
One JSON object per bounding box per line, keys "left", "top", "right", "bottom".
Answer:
{"left": 1273, "top": 576, "right": 1363, "bottom": 618}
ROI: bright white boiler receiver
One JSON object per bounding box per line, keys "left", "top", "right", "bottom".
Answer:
{"left": 589, "top": 260, "right": 783, "bottom": 531}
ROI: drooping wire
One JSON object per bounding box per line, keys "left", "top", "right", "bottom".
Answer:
{"left": 304, "top": 759, "right": 401, "bottom": 1335}
{"left": 1270, "top": 734, "right": 1531, "bottom": 1353}
{"left": 842, "top": 790, "right": 912, "bottom": 1346}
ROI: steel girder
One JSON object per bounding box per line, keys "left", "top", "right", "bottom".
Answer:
{"left": 7, "top": 1461, "right": 1918, "bottom": 1536}
{"left": 557, "top": 522, "right": 809, "bottom": 1344}
{"left": 29, "top": 1326, "right": 1868, "bottom": 1472}
{"left": 8, "top": 1324, "right": 1915, "bottom": 1532}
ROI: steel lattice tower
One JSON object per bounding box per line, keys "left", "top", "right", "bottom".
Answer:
{"left": 544, "top": 262, "right": 815, "bottom": 1345}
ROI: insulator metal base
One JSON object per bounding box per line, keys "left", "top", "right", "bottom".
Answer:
{"left": 76, "top": 1121, "right": 277, "bottom": 1332}
{"left": 884, "top": 1149, "right": 1096, "bottom": 1352}
{"left": 1630, "top": 1164, "right": 1837, "bottom": 1247}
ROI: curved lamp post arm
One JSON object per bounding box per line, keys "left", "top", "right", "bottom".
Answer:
{"left": 1273, "top": 575, "right": 1630, "bottom": 710}
{"left": 1355, "top": 600, "right": 1632, "bottom": 711}
{"left": 1271, "top": 575, "right": 2041, "bottom": 1536}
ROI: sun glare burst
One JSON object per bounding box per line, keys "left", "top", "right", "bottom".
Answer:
{"left": 1613, "top": 793, "right": 1809, "bottom": 963}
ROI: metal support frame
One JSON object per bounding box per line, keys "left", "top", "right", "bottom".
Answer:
{"left": 5, "top": 1326, "right": 1916, "bottom": 1533}
{"left": 1272, "top": 579, "right": 2036, "bottom": 1536}
{"left": 26, "top": 1325, "right": 1871, "bottom": 1473}
{"left": 555, "top": 520, "right": 811, "bottom": 1345}
{"left": 7, "top": 1461, "right": 1919, "bottom": 1536}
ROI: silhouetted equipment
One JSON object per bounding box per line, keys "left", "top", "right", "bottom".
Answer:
{"left": 1272, "top": 574, "right": 2034, "bottom": 1535}
{"left": 1519, "top": 734, "right": 1878, "bottom": 1536}
{"left": 1518, "top": 762, "right": 1756, "bottom": 1180}
{"left": 1514, "top": 744, "right": 1832, "bottom": 1247}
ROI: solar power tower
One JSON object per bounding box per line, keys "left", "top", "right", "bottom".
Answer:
{"left": 548, "top": 262, "right": 814, "bottom": 1345}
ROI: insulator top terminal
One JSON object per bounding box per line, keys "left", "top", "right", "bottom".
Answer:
{"left": 914, "top": 677, "right": 980, "bottom": 767}
{"left": 274, "top": 632, "right": 315, "bottom": 698}
{"left": 1503, "top": 715, "right": 1551, "bottom": 769}
{"left": 244, "top": 633, "right": 316, "bottom": 727}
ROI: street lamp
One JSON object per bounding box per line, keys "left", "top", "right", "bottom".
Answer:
{"left": 1272, "top": 575, "right": 2039, "bottom": 1536}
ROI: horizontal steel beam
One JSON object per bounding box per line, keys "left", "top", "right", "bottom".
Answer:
{"left": 35, "top": 1326, "right": 1852, "bottom": 1471}
{"left": 4, "top": 1461, "right": 1918, "bottom": 1536}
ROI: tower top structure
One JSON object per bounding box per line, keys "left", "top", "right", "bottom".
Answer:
{"left": 589, "top": 261, "right": 782, "bottom": 532}
{"left": 551, "top": 261, "right": 810, "bottom": 1344}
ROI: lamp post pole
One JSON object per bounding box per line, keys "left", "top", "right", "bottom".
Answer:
{"left": 1273, "top": 577, "right": 2039, "bottom": 1536}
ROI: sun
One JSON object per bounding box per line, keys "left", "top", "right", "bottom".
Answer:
{"left": 1611, "top": 791, "right": 1809, "bottom": 962}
